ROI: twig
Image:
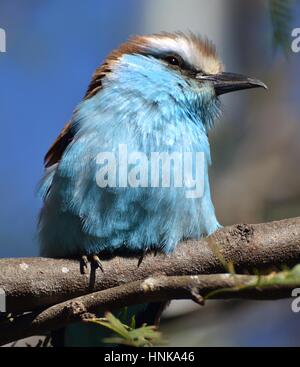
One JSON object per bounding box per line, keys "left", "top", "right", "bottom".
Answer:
{"left": 1, "top": 269, "right": 299, "bottom": 346}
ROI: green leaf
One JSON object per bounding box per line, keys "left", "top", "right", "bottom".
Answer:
{"left": 87, "top": 312, "right": 164, "bottom": 347}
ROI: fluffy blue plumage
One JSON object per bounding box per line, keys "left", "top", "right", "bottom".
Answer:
{"left": 39, "top": 52, "right": 221, "bottom": 258}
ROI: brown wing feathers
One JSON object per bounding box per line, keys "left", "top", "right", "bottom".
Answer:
{"left": 43, "top": 38, "right": 143, "bottom": 168}
{"left": 44, "top": 122, "right": 74, "bottom": 168}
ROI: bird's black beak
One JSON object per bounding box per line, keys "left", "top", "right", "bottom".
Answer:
{"left": 196, "top": 72, "right": 268, "bottom": 96}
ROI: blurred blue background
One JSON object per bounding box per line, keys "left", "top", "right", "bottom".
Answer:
{"left": 0, "top": 0, "right": 300, "bottom": 347}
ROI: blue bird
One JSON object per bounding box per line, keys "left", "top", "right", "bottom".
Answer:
{"left": 38, "top": 32, "right": 266, "bottom": 346}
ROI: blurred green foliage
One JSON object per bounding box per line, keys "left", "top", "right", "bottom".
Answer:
{"left": 205, "top": 264, "right": 300, "bottom": 300}
{"left": 270, "top": 0, "right": 297, "bottom": 52}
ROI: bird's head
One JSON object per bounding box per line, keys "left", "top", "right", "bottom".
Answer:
{"left": 85, "top": 32, "right": 266, "bottom": 129}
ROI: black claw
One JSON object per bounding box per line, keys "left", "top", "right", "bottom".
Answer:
{"left": 92, "top": 255, "right": 104, "bottom": 272}
{"left": 137, "top": 249, "right": 148, "bottom": 267}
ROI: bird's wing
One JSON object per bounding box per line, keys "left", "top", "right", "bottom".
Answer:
{"left": 44, "top": 55, "right": 110, "bottom": 169}
{"left": 44, "top": 121, "right": 74, "bottom": 168}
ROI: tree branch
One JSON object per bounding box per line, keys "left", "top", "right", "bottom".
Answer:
{"left": 2, "top": 268, "right": 300, "bottom": 346}
{"left": 1, "top": 217, "right": 300, "bottom": 315}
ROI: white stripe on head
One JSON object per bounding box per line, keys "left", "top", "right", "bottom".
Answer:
{"left": 145, "top": 33, "right": 223, "bottom": 75}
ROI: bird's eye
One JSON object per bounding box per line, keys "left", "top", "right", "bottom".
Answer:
{"left": 164, "top": 55, "right": 181, "bottom": 67}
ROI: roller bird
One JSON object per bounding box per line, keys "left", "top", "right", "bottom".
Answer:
{"left": 38, "top": 32, "right": 266, "bottom": 346}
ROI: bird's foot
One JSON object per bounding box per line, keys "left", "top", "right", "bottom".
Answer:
{"left": 80, "top": 254, "right": 104, "bottom": 274}
{"left": 81, "top": 255, "right": 89, "bottom": 274}
{"left": 91, "top": 254, "right": 104, "bottom": 272}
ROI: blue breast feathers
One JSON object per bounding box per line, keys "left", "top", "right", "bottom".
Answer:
{"left": 39, "top": 54, "right": 221, "bottom": 258}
